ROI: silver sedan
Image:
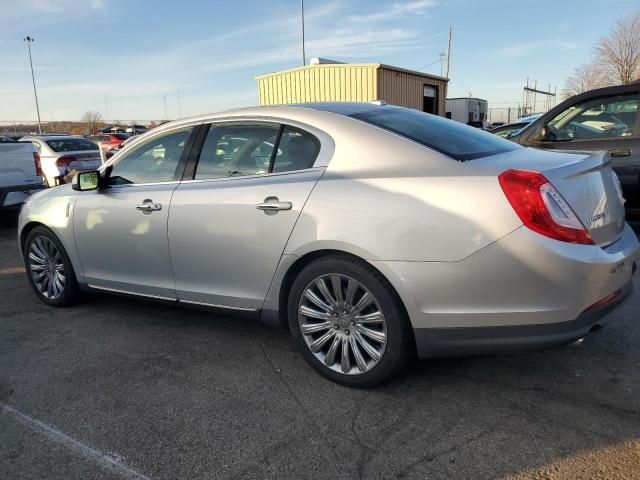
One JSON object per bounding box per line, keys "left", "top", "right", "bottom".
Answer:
{"left": 18, "top": 103, "right": 640, "bottom": 387}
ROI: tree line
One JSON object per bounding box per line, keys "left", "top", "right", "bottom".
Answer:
{"left": 563, "top": 12, "right": 640, "bottom": 98}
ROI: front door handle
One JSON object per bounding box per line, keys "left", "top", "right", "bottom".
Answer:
{"left": 136, "top": 199, "right": 162, "bottom": 214}
{"left": 609, "top": 148, "right": 631, "bottom": 157}
{"left": 255, "top": 196, "right": 292, "bottom": 214}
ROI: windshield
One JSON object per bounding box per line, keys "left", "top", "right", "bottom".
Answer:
{"left": 46, "top": 138, "right": 99, "bottom": 152}
{"left": 350, "top": 106, "right": 520, "bottom": 161}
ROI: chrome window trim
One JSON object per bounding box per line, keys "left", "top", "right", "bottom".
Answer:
{"left": 180, "top": 166, "right": 326, "bottom": 186}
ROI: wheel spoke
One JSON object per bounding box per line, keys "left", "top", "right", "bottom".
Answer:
{"left": 355, "top": 324, "right": 386, "bottom": 344}
{"left": 315, "top": 278, "right": 338, "bottom": 310}
{"left": 53, "top": 274, "right": 64, "bottom": 296}
{"left": 304, "top": 289, "right": 332, "bottom": 313}
{"left": 331, "top": 275, "right": 343, "bottom": 307}
{"left": 349, "top": 336, "right": 368, "bottom": 372}
{"left": 300, "top": 321, "right": 332, "bottom": 335}
{"left": 355, "top": 311, "right": 384, "bottom": 324}
{"left": 324, "top": 335, "right": 341, "bottom": 366}
{"left": 30, "top": 263, "right": 46, "bottom": 272}
{"left": 55, "top": 271, "right": 65, "bottom": 283}
{"left": 30, "top": 244, "right": 46, "bottom": 262}
{"left": 33, "top": 270, "right": 47, "bottom": 281}
{"left": 309, "top": 329, "right": 335, "bottom": 353}
{"left": 354, "top": 331, "right": 381, "bottom": 362}
{"left": 299, "top": 304, "right": 331, "bottom": 320}
{"left": 352, "top": 291, "right": 373, "bottom": 315}
{"left": 344, "top": 279, "right": 357, "bottom": 309}
{"left": 341, "top": 337, "right": 351, "bottom": 373}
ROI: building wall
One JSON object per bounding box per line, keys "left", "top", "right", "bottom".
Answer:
{"left": 256, "top": 64, "right": 378, "bottom": 105}
{"left": 377, "top": 67, "right": 448, "bottom": 115}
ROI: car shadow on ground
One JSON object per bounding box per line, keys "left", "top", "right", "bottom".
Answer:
{"left": 1, "top": 220, "right": 639, "bottom": 479}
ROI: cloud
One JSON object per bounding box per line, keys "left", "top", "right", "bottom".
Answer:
{"left": 488, "top": 39, "right": 579, "bottom": 58}
{"left": 346, "top": 0, "right": 437, "bottom": 23}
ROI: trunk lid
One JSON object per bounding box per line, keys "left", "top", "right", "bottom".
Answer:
{"left": 475, "top": 148, "right": 626, "bottom": 245}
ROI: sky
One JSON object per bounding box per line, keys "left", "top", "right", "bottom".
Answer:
{"left": 0, "top": 0, "right": 638, "bottom": 122}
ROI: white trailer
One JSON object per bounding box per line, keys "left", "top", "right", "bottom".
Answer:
{"left": 445, "top": 98, "right": 488, "bottom": 125}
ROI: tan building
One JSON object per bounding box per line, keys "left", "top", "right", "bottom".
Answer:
{"left": 255, "top": 59, "right": 449, "bottom": 116}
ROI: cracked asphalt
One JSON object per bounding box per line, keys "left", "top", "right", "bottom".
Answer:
{"left": 1, "top": 217, "right": 640, "bottom": 480}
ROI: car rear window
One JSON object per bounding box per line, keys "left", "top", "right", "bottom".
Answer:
{"left": 350, "top": 106, "right": 521, "bottom": 161}
{"left": 46, "top": 138, "right": 98, "bottom": 152}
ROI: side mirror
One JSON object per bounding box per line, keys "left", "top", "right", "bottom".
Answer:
{"left": 537, "top": 125, "right": 549, "bottom": 140}
{"left": 72, "top": 170, "right": 100, "bottom": 191}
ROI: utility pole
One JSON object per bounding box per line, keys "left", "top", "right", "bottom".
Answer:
{"left": 104, "top": 94, "right": 109, "bottom": 123}
{"left": 24, "top": 36, "right": 42, "bottom": 134}
{"left": 163, "top": 95, "right": 168, "bottom": 120}
{"left": 301, "top": 0, "right": 306, "bottom": 66}
{"left": 445, "top": 26, "right": 452, "bottom": 78}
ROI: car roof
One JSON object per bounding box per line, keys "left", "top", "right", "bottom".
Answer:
{"left": 22, "top": 135, "right": 86, "bottom": 141}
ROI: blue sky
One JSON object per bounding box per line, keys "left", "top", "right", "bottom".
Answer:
{"left": 0, "top": 0, "right": 638, "bottom": 122}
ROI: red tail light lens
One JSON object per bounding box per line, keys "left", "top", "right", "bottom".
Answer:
{"left": 55, "top": 155, "right": 77, "bottom": 168}
{"left": 498, "top": 169, "right": 594, "bottom": 245}
{"left": 33, "top": 152, "right": 43, "bottom": 176}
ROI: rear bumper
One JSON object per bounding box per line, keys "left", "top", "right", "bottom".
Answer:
{"left": 414, "top": 278, "right": 634, "bottom": 358}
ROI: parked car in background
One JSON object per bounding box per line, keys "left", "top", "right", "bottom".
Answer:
{"left": 17, "top": 103, "right": 639, "bottom": 387}
{"left": 100, "top": 126, "right": 127, "bottom": 134}
{"left": 88, "top": 133, "right": 130, "bottom": 151}
{"left": 19, "top": 135, "right": 102, "bottom": 187}
{"left": 508, "top": 83, "right": 640, "bottom": 219}
{"left": 126, "top": 124, "right": 148, "bottom": 135}
{"left": 0, "top": 140, "right": 44, "bottom": 212}
{"left": 0, "top": 135, "right": 17, "bottom": 143}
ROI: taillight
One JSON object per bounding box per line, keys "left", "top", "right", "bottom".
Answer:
{"left": 55, "top": 155, "right": 77, "bottom": 168}
{"left": 498, "top": 169, "right": 593, "bottom": 245}
{"left": 33, "top": 152, "right": 43, "bottom": 176}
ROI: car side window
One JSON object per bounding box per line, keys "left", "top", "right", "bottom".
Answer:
{"left": 546, "top": 94, "right": 639, "bottom": 141}
{"left": 272, "top": 126, "right": 320, "bottom": 173}
{"left": 109, "top": 126, "right": 192, "bottom": 185}
{"left": 195, "top": 123, "right": 280, "bottom": 180}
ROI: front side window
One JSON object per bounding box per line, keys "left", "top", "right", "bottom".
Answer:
{"left": 547, "top": 94, "right": 639, "bottom": 141}
{"left": 109, "top": 126, "right": 192, "bottom": 185}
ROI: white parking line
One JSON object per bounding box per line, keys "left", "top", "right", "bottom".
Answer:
{"left": 1, "top": 402, "right": 151, "bottom": 480}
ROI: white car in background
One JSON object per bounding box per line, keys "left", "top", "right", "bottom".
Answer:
{"left": 0, "top": 140, "right": 44, "bottom": 211}
{"left": 20, "top": 135, "right": 102, "bottom": 187}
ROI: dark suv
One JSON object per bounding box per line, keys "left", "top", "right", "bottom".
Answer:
{"left": 509, "top": 83, "right": 640, "bottom": 219}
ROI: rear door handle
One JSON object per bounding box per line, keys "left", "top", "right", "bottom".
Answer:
{"left": 609, "top": 148, "right": 631, "bottom": 157}
{"left": 136, "top": 199, "right": 162, "bottom": 213}
{"left": 255, "top": 196, "right": 292, "bottom": 213}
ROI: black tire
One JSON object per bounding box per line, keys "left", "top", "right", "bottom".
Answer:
{"left": 23, "top": 226, "right": 79, "bottom": 307}
{"left": 288, "top": 254, "right": 412, "bottom": 388}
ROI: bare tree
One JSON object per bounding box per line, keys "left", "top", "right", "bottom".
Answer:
{"left": 81, "top": 110, "right": 103, "bottom": 135}
{"left": 562, "top": 63, "right": 613, "bottom": 99}
{"left": 594, "top": 12, "right": 640, "bottom": 84}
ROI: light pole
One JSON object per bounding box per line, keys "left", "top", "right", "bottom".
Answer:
{"left": 24, "top": 36, "right": 42, "bottom": 134}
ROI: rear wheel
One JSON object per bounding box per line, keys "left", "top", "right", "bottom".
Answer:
{"left": 23, "top": 226, "right": 79, "bottom": 307}
{"left": 288, "top": 255, "right": 411, "bottom": 387}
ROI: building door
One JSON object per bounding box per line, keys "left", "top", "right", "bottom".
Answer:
{"left": 423, "top": 85, "right": 437, "bottom": 114}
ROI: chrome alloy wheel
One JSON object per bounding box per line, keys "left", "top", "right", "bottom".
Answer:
{"left": 28, "top": 236, "right": 66, "bottom": 300}
{"left": 298, "top": 273, "right": 387, "bottom": 375}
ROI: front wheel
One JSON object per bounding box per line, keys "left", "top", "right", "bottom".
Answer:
{"left": 23, "top": 226, "right": 79, "bottom": 307}
{"left": 288, "top": 255, "right": 412, "bottom": 387}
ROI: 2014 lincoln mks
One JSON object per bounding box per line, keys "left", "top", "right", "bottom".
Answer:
{"left": 19, "top": 102, "right": 639, "bottom": 387}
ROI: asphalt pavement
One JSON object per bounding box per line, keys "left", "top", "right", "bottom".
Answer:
{"left": 1, "top": 219, "right": 639, "bottom": 480}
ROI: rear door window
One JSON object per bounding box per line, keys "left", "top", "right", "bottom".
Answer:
{"left": 350, "top": 106, "right": 520, "bottom": 161}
